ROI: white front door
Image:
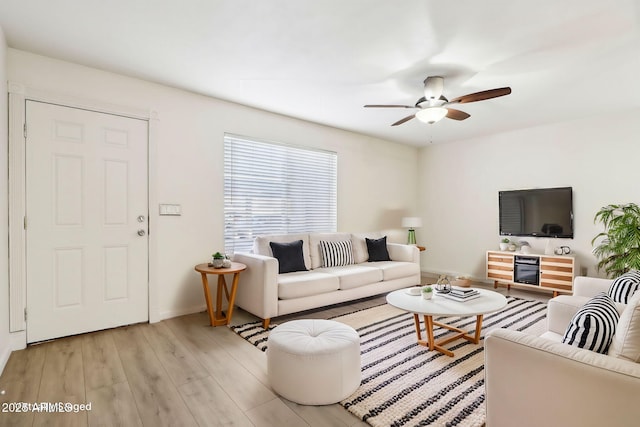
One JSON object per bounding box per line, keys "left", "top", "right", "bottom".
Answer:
{"left": 25, "top": 101, "right": 149, "bottom": 343}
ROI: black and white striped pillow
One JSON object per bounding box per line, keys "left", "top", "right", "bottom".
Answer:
{"left": 319, "top": 240, "right": 354, "bottom": 268}
{"left": 562, "top": 292, "right": 619, "bottom": 354}
{"left": 608, "top": 270, "right": 640, "bottom": 304}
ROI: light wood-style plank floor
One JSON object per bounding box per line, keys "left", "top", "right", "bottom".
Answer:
{"left": 0, "top": 281, "right": 549, "bottom": 427}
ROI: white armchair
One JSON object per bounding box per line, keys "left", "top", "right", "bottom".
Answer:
{"left": 485, "top": 276, "right": 640, "bottom": 427}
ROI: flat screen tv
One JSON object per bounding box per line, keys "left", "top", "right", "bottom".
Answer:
{"left": 499, "top": 187, "right": 573, "bottom": 238}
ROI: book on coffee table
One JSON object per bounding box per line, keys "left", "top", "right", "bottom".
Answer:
{"left": 449, "top": 288, "right": 479, "bottom": 297}
{"left": 450, "top": 286, "right": 477, "bottom": 294}
{"left": 439, "top": 292, "right": 481, "bottom": 302}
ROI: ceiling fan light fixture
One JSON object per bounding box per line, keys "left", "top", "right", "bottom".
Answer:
{"left": 416, "top": 107, "right": 448, "bottom": 124}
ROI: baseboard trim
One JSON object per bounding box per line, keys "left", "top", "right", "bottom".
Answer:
{"left": 158, "top": 304, "right": 207, "bottom": 322}
{"left": 0, "top": 343, "right": 11, "bottom": 376}
{"left": 0, "top": 330, "right": 25, "bottom": 375}
{"left": 10, "top": 330, "right": 26, "bottom": 350}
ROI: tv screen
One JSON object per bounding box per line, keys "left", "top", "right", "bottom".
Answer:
{"left": 499, "top": 187, "right": 573, "bottom": 238}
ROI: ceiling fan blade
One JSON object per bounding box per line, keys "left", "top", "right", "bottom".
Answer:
{"left": 446, "top": 108, "right": 470, "bottom": 121}
{"left": 391, "top": 114, "right": 416, "bottom": 126}
{"left": 449, "top": 87, "right": 512, "bottom": 104}
{"left": 364, "top": 104, "right": 416, "bottom": 108}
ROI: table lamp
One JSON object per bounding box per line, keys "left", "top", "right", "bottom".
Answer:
{"left": 401, "top": 217, "right": 422, "bottom": 245}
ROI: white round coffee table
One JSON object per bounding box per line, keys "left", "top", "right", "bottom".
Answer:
{"left": 386, "top": 288, "right": 507, "bottom": 357}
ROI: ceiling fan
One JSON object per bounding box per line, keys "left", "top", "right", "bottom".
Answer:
{"left": 364, "top": 76, "right": 511, "bottom": 126}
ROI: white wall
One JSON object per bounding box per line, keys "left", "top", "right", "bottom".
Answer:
{"left": 7, "top": 49, "right": 419, "bottom": 320}
{"left": 0, "top": 27, "right": 10, "bottom": 372}
{"left": 418, "top": 110, "right": 640, "bottom": 281}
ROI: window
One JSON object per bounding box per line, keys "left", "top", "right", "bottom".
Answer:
{"left": 224, "top": 134, "right": 337, "bottom": 253}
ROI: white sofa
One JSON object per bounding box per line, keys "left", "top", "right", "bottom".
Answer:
{"left": 232, "top": 232, "right": 421, "bottom": 328}
{"left": 485, "top": 276, "right": 640, "bottom": 427}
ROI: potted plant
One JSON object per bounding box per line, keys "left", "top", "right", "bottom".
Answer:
{"left": 222, "top": 254, "right": 232, "bottom": 268}
{"left": 592, "top": 203, "right": 640, "bottom": 278}
{"left": 500, "top": 238, "right": 510, "bottom": 251}
{"left": 421, "top": 285, "right": 433, "bottom": 300}
{"left": 211, "top": 252, "right": 225, "bottom": 268}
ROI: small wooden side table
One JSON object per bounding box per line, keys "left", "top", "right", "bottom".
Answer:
{"left": 194, "top": 262, "right": 247, "bottom": 326}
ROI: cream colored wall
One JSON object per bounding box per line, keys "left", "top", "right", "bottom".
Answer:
{"left": 7, "top": 49, "right": 419, "bottom": 319}
{"left": 0, "top": 27, "right": 10, "bottom": 371}
{"left": 418, "top": 110, "right": 640, "bottom": 281}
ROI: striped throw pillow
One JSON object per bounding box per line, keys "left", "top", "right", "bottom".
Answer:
{"left": 319, "top": 240, "right": 354, "bottom": 268}
{"left": 608, "top": 270, "right": 640, "bottom": 304}
{"left": 562, "top": 292, "right": 619, "bottom": 354}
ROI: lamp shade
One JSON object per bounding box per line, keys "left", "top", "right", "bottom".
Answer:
{"left": 402, "top": 217, "right": 422, "bottom": 229}
{"left": 415, "top": 107, "right": 447, "bottom": 124}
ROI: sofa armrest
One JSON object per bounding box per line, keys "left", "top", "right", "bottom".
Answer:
{"left": 546, "top": 295, "right": 591, "bottom": 335}
{"left": 387, "top": 243, "right": 420, "bottom": 263}
{"left": 231, "top": 252, "right": 279, "bottom": 321}
{"left": 573, "top": 276, "right": 612, "bottom": 297}
{"left": 485, "top": 328, "right": 640, "bottom": 427}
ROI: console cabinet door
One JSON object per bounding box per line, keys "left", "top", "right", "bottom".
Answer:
{"left": 540, "top": 256, "right": 574, "bottom": 292}
{"left": 486, "top": 251, "right": 514, "bottom": 282}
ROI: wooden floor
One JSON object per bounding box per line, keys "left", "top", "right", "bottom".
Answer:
{"left": 0, "top": 282, "right": 549, "bottom": 427}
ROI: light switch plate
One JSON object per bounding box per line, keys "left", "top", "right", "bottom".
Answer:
{"left": 159, "top": 204, "right": 181, "bottom": 216}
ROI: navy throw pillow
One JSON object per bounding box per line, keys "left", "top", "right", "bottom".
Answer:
{"left": 366, "top": 236, "right": 391, "bottom": 262}
{"left": 270, "top": 240, "right": 308, "bottom": 274}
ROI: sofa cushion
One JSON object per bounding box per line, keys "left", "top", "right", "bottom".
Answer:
{"left": 608, "top": 270, "right": 640, "bottom": 304}
{"left": 547, "top": 295, "right": 591, "bottom": 336}
{"left": 365, "top": 261, "right": 419, "bottom": 281}
{"left": 319, "top": 240, "right": 354, "bottom": 268}
{"left": 316, "top": 265, "right": 383, "bottom": 290}
{"left": 351, "top": 232, "right": 383, "bottom": 263}
{"left": 366, "top": 236, "right": 391, "bottom": 262}
{"left": 277, "top": 271, "right": 340, "bottom": 300}
{"left": 562, "top": 293, "right": 619, "bottom": 354}
{"left": 254, "top": 233, "right": 311, "bottom": 270}
{"left": 309, "top": 233, "right": 352, "bottom": 269}
{"left": 608, "top": 290, "right": 640, "bottom": 362}
{"left": 270, "top": 240, "right": 308, "bottom": 274}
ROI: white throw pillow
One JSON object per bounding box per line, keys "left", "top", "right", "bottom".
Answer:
{"left": 608, "top": 290, "right": 640, "bottom": 362}
{"left": 562, "top": 293, "right": 619, "bottom": 354}
{"left": 319, "top": 240, "right": 354, "bottom": 268}
{"left": 608, "top": 270, "right": 640, "bottom": 304}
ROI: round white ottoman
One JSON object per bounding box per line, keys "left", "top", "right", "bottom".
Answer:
{"left": 267, "top": 319, "right": 361, "bottom": 405}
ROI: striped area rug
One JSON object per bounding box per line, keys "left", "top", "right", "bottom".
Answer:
{"left": 231, "top": 295, "right": 547, "bottom": 427}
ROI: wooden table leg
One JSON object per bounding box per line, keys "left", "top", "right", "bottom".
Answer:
{"left": 473, "top": 315, "right": 483, "bottom": 344}
{"left": 216, "top": 275, "right": 226, "bottom": 322}
{"left": 200, "top": 273, "right": 216, "bottom": 327}
{"left": 415, "top": 316, "right": 474, "bottom": 357}
{"left": 413, "top": 313, "right": 422, "bottom": 341}
{"left": 225, "top": 272, "right": 241, "bottom": 325}
{"left": 424, "top": 315, "right": 435, "bottom": 351}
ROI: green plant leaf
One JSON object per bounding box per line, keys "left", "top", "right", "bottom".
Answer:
{"left": 592, "top": 203, "right": 640, "bottom": 278}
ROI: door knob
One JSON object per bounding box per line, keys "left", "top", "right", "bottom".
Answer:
{"left": 137, "top": 229, "right": 146, "bottom": 236}
{"left": 137, "top": 215, "right": 146, "bottom": 223}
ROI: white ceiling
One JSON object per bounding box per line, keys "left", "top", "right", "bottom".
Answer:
{"left": 0, "top": 0, "right": 639, "bottom": 146}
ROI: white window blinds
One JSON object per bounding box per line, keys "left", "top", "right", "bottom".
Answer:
{"left": 224, "top": 134, "right": 337, "bottom": 253}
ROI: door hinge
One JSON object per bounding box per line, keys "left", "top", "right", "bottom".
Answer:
{"left": 23, "top": 216, "right": 27, "bottom": 230}
{"left": 23, "top": 123, "right": 27, "bottom": 139}
{"left": 24, "top": 308, "right": 27, "bottom": 321}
